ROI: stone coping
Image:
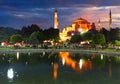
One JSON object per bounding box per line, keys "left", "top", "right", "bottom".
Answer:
{"left": 0, "top": 49, "right": 120, "bottom": 56}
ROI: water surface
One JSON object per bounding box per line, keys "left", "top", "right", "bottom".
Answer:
{"left": 0, "top": 52, "right": 120, "bottom": 84}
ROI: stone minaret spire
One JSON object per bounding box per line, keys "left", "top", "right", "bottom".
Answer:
{"left": 109, "top": 9, "right": 112, "bottom": 31}
{"left": 97, "top": 18, "right": 101, "bottom": 32}
{"left": 54, "top": 9, "right": 59, "bottom": 29}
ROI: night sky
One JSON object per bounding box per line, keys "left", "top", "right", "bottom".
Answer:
{"left": 0, "top": 0, "right": 120, "bottom": 30}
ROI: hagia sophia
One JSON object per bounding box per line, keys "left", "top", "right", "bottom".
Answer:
{"left": 59, "top": 18, "right": 95, "bottom": 42}
{"left": 54, "top": 9, "right": 111, "bottom": 42}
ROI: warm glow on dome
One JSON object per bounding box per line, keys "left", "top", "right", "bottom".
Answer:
{"left": 60, "top": 18, "right": 92, "bottom": 42}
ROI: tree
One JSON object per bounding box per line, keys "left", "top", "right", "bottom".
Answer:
{"left": 115, "top": 40, "right": 120, "bottom": 46}
{"left": 82, "top": 32, "right": 93, "bottom": 40}
{"left": 28, "top": 31, "right": 45, "bottom": 44}
{"left": 30, "top": 24, "right": 41, "bottom": 32}
{"left": 10, "top": 34, "right": 23, "bottom": 43}
{"left": 110, "top": 28, "right": 120, "bottom": 42}
{"left": 43, "top": 27, "right": 59, "bottom": 41}
{"left": 28, "top": 31, "right": 40, "bottom": 44}
{"left": 92, "top": 33, "right": 106, "bottom": 45}
{"left": 70, "top": 35, "right": 82, "bottom": 43}
{"left": 21, "top": 24, "right": 41, "bottom": 36}
{"left": 100, "top": 28, "right": 109, "bottom": 42}
{"left": 37, "top": 31, "right": 46, "bottom": 43}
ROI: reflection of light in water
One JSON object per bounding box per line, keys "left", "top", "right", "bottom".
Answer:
{"left": 43, "top": 51, "right": 45, "bottom": 56}
{"left": 109, "top": 63, "right": 112, "bottom": 77}
{"left": 101, "top": 54, "right": 103, "bottom": 60}
{"left": 59, "top": 52, "right": 92, "bottom": 73}
{"left": 79, "top": 59, "right": 83, "bottom": 69}
{"left": 16, "top": 52, "right": 19, "bottom": 60}
{"left": 53, "top": 63, "right": 58, "bottom": 80}
{"left": 2, "top": 57, "right": 5, "bottom": 60}
{"left": 3, "top": 53, "right": 6, "bottom": 56}
{"left": 7, "top": 68, "right": 14, "bottom": 80}
{"left": 28, "top": 52, "right": 31, "bottom": 56}
{"left": 62, "top": 58, "right": 65, "bottom": 65}
{"left": 26, "top": 61, "right": 28, "bottom": 65}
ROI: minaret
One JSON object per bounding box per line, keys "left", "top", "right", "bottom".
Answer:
{"left": 54, "top": 9, "right": 59, "bottom": 29}
{"left": 109, "top": 10, "right": 112, "bottom": 31}
{"left": 97, "top": 18, "right": 101, "bottom": 32}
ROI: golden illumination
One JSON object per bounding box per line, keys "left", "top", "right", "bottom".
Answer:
{"left": 53, "top": 52, "right": 93, "bottom": 79}
{"left": 59, "top": 18, "right": 92, "bottom": 42}
{"left": 53, "top": 63, "right": 58, "bottom": 80}
{"left": 54, "top": 9, "right": 59, "bottom": 29}
{"left": 59, "top": 52, "right": 92, "bottom": 72}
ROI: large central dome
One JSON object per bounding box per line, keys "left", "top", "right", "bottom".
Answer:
{"left": 59, "top": 18, "right": 92, "bottom": 42}
{"left": 72, "top": 18, "right": 91, "bottom": 33}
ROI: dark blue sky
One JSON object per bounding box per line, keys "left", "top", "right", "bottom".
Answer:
{"left": 0, "top": 0, "right": 120, "bottom": 30}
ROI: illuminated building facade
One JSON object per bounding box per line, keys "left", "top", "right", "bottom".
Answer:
{"left": 60, "top": 18, "right": 92, "bottom": 42}
{"left": 73, "top": 18, "right": 91, "bottom": 32}
{"left": 54, "top": 9, "right": 59, "bottom": 29}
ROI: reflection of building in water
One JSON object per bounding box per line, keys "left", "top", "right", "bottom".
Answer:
{"left": 53, "top": 63, "right": 58, "bottom": 80}
{"left": 59, "top": 52, "right": 92, "bottom": 71}
{"left": 53, "top": 52, "right": 92, "bottom": 80}
{"left": 109, "top": 63, "right": 112, "bottom": 77}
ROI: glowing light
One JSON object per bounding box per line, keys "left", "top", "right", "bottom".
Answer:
{"left": 43, "top": 51, "right": 45, "bottom": 56}
{"left": 1, "top": 42, "right": 4, "bottom": 46}
{"left": 7, "top": 68, "right": 14, "bottom": 80}
{"left": 80, "top": 41, "right": 90, "bottom": 45}
{"left": 78, "top": 28, "right": 83, "bottom": 32}
{"left": 71, "top": 33, "right": 74, "bottom": 36}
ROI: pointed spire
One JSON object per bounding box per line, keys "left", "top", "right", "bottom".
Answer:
{"left": 109, "top": 9, "right": 112, "bottom": 30}
{"left": 97, "top": 18, "right": 101, "bottom": 32}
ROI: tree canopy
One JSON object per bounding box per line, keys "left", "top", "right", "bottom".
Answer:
{"left": 92, "top": 33, "right": 106, "bottom": 45}
{"left": 70, "top": 35, "right": 83, "bottom": 43}
{"left": 28, "top": 31, "right": 45, "bottom": 44}
{"left": 10, "top": 34, "right": 23, "bottom": 43}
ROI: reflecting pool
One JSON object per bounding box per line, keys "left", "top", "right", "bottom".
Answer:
{"left": 0, "top": 51, "right": 120, "bottom": 84}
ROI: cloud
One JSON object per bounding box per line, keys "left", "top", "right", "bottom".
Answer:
{"left": 0, "top": 0, "right": 120, "bottom": 30}
{"left": 58, "top": 5, "right": 120, "bottom": 29}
